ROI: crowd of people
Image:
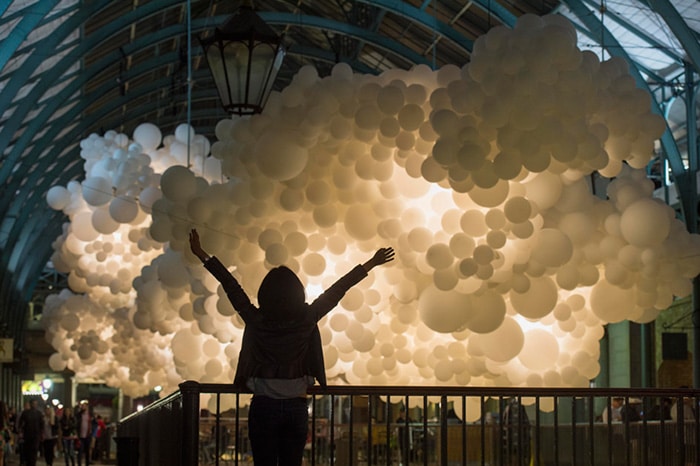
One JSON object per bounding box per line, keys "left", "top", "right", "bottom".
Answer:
{"left": 599, "top": 395, "right": 698, "bottom": 423}
{"left": 0, "top": 398, "right": 109, "bottom": 466}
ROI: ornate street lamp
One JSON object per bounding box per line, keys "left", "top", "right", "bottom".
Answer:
{"left": 200, "top": 2, "right": 285, "bottom": 115}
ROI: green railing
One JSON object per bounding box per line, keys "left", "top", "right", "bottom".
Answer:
{"left": 116, "top": 383, "right": 700, "bottom": 466}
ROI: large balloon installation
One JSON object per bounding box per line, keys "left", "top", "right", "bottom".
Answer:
{"left": 43, "top": 15, "right": 700, "bottom": 399}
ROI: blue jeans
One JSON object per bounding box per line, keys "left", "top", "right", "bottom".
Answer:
{"left": 77, "top": 437, "right": 90, "bottom": 466}
{"left": 62, "top": 438, "right": 75, "bottom": 466}
{"left": 248, "top": 396, "right": 308, "bottom": 466}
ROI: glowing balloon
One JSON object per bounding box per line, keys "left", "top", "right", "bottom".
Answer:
{"left": 47, "top": 186, "right": 71, "bottom": 210}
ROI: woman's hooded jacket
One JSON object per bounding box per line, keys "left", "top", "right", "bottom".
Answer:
{"left": 204, "top": 258, "right": 367, "bottom": 391}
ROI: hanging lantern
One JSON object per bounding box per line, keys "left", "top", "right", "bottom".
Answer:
{"left": 200, "top": 3, "right": 285, "bottom": 115}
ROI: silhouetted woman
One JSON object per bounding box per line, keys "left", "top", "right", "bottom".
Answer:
{"left": 189, "top": 228, "right": 394, "bottom": 466}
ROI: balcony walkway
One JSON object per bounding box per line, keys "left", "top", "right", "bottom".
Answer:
{"left": 116, "top": 382, "right": 700, "bottom": 466}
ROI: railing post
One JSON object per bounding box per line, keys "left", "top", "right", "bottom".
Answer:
{"left": 677, "top": 396, "right": 686, "bottom": 466}
{"left": 440, "top": 395, "right": 448, "bottom": 466}
{"left": 180, "top": 380, "right": 201, "bottom": 466}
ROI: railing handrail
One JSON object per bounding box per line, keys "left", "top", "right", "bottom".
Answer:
{"left": 118, "top": 387, "right": 183, "bottom": 425}
{"left": 178, "top": 382, "right": 700, "bottom": 398}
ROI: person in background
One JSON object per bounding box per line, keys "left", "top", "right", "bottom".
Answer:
{"left": 16, "top": 401, "right": 29, "bottom": 465}
{"left": 0, "top": 400, "right": 10, "bottom": 466}
{"left": 601, "top": 397, "right": 623, "bottom": 422}
{"left": 59, "top": 406, "right": 76, "bottom": 466}
{"left": 75, "top": 401, "right": 91, "bottom": 466}
{"left": 396, "top": 407, "right": 413, "bottom": 466}
{"left": 42, "top": 405, "right": 57, "bottom": 466}
{"left": 190, "top": 228, "right": 394, "bottom": 466}
{"left": 18, "top": 399, "right": 44, "bottom": 466}
{"left": 621, "top": 398, "right": 642, "bottom": 422}
{"left": 671, "top": 388, "right": 697, "bottom": 422}
{"left": 647, "top": 397, "right": 673, "bottom": 421}
{"left": 91, "top": 415, "right": 106, "bottom": 462}
{"left": 6, "top": 405, "right": 16, "bottom": 462}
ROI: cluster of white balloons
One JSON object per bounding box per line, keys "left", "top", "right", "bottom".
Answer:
{"left": 43, "top": 14, "right": 700, "bottom": 404}
{"left": 43, "top": 124, "right": 221, "bottom": 396}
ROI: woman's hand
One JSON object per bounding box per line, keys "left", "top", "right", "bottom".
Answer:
{"left": 189, "top": 228, "right": 210, "bottom": 263}
{"left": 363, "top": 247, "right": 395, "bottom": 272}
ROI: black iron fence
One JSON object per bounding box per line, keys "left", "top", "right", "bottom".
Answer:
{"left": 116, "top": 382, "right": 700, "bottom": 466}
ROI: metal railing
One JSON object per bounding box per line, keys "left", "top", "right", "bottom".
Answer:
{"left": 116, "top": 382, "right": 700, "bottom": 466}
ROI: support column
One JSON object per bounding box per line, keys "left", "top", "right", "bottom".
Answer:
{"left": 640, "top": 323, "right": 652, "bottom": 387}
{"left": 70, "top": 376, "right": 77, "bottom": 407}
{"left": 694, "top": 278, "right": 700, "bottom": 387}
{"left": 682, "top": 63, "right": 700, "bottom": 387}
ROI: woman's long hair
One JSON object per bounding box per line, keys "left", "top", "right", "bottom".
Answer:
{"left": 257, "top": 266, "right": 306, "bottom": 321}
